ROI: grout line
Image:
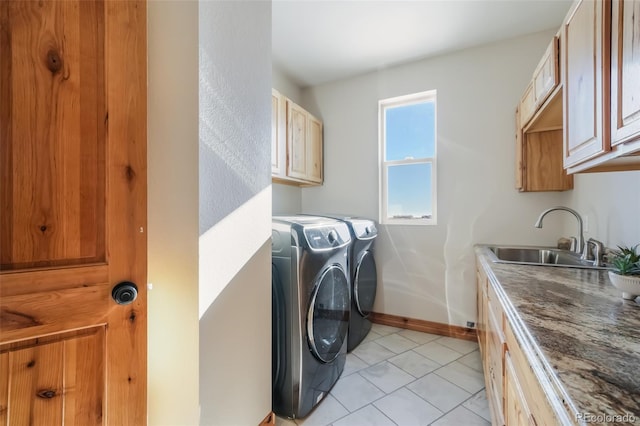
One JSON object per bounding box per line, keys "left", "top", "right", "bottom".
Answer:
{"left": 290, "top": 329, "right": 486, "bottom": 426}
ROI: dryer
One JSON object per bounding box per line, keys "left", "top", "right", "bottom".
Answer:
{"left": 320, "top": 215, "right": 378, "bottom": 352}
{"left": 271, "top": 215, "right": 351, "bottom": 419}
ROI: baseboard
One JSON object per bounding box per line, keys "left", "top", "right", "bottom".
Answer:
{"left": 258, "top": 411, "right": 275, "bottom": 426}
{"left": 369, "top": 312, "right": 477, "bottom": 342}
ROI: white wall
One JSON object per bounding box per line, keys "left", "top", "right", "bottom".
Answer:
{"left": 273, "top": 183, "right": 302, "bottom": 214}
{"left": 147, "top": 1, "right": 200, "bottom": 424}
{"left": 198, "top": 1, "right": 272, "bottom": 425}
{"left": 273, "top": 63, "right": 302, "bottom": 104}
{"left": 565, "top": 171, "right": 640, "bottom": 248}
{"left": 300, "top": 31, "right": 569, "bottom": 327}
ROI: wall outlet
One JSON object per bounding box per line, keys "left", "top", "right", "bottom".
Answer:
{"left": 466, "top": 321, "right": 476, "bottom": 328}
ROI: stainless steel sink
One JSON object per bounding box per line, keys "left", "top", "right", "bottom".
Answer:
{"left": 483, "top": 245, "right": 608, "bottom": 270}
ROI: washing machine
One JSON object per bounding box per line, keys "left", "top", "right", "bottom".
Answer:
{"left": 322, "top": 216, "right": 378, "bottom": 352}
{"left": 271, "top": 215, "right": 351, "bottom": 419}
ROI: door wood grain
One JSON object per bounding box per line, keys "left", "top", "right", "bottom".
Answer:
{"left": 0, "top": 0, "right": 147, "bottom": 424}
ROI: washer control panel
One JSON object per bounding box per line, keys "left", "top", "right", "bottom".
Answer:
{"left": 304, "top": 223, "right": 351, "bottom": 250}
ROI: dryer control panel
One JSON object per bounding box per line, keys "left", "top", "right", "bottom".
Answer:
{"left": 350, "top": 219, "right": 378, "bottom": 240}
{"left": 303, "top": 223, "right": 350, "bottom": 251}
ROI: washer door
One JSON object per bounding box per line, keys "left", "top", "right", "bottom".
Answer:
{"left": 307, "top": 265, "right": 349, "bottom": 363}
{"left": 354, "top": 251, "right": 377, "bottom": 318}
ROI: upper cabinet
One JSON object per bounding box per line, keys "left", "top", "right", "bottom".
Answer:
{"left": 272, "top": 89, "right": 286, "bottom": 175}
{"left": 611, "top": 0, "right": 640, "bottom": 147}
{"left": 515, "top": 35, "right": 573, "bottom": 192}
{"left": 517, "top": 0, "right": 640, "bottom": 178}
{"left": 562, "top": 0, "right": 640, "bottom": 172}
{"left": 271, "top": 89, "right": 323, "bottom": 186}
{"left": 562, "top": 0, "right": 610, "bottom": 168}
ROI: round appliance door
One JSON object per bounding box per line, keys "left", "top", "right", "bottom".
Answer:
{"left": 307, "top": 264, "right": 349, "bottom": 363}
{"left": 354, "top": 251, "right": 377, "bottom": 318}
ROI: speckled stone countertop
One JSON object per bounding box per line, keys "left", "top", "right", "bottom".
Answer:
{"left": 475, "top": 245, "right": 640, "bottom": 425}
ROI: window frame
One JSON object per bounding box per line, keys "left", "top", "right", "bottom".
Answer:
{"left": 378, "top": 90, "right": 437, "bottom": 226}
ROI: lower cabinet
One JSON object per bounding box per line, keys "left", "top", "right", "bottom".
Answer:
{"left": 477, "top": 258, "right": 566, "bottom": 426}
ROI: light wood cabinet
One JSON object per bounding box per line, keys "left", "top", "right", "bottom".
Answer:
{"left": 476, "top": 258, "right": 571, "bottom": 426}
{"left": 517, "top": 0, "right": 640, "bottom": 174}
{"left": 272, "top": 89, "right": 285, "bottom": 175}
{"left": 504, "top": 352, "right": 531, "bottom": 426}
{"left": 515, "top": 35, "right": 572, "bottom": 192}
{"left": 562, "top": 0, "right": 611, "bottom": 168}
{"left": 286, "top": 100, "right": 309, "bottom": 180}
{"left": 476, "top": 267, "right": 488, "bottom": 357}
{"left": 271, "top": 90, "right": 323, "bottom": 186}
{"left": 515, "top": 107, "right": 524, "bottom": 191}
{"left": 478, "top": 264, "right": 506, "bottom": 425}
{"left": 562, "top": 0, "right": 640, "bottom": 173}
{"left": 486, "top": 312, "right": 505, "bottom": 425}
{"left": 519, "top": 37, "right": 560, "bottom": 129}
{"left": 533, "top": 37, "right": 560, "bottom": 109}
{"left": 306, "top": 115, "right": 323, "bottom": 183}
{"left": 519, "top": 83, "right": 536, "bottom": 127}
{"left": 610, "top": 0, "right": 640, "bottom": 147}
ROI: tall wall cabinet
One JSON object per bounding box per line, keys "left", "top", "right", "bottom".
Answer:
{"left": 272, "top": 89, "right": 323, "bottom": 186}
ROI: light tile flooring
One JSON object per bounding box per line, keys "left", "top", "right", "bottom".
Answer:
{"left": 277, "top": 324, "right": 490, "bottom": 426}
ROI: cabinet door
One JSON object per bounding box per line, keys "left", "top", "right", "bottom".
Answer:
{"left": 611, "top": 0, "right": 640, "bottom": 146}
{"left": 533, "top": 37, "right": 559, "bottom": 107}
{"left": 286, "top": 100, "right": 308, "bottom": 180}
{"left": 515, "top": 107, "right": 524, "bottom": 191}
{"left": 563, "top": 0, "right": 611, "bottom": 168}
{"left": 272, "top": 90, "right": 284, "bottom": 175}
{"left": 519, "top": 83, "right": 536, "bottom": 127}
{"left": 306, "top": 115, "right": 323, "bottom": 183}
{"left": 486, "top": 295, "right": 505, "bottom": 425}
{"left": 504, "top": 352, "right": 531, "bottom": 426}
{"left": 476, "top": 267, "right": 488, "bottom": 356}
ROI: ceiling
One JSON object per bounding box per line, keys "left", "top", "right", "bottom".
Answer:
{"left": 272, "top": 0, "right": 573, "bottom": 88}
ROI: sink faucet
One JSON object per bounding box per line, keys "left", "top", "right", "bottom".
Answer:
{"left": 584, "top": 238, "right": 605, "bottom": 266}
{"left": 534, "top": 206, "right": 584, "bottom": 255}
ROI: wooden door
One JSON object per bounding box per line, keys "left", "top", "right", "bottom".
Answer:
{"left": 562, "top": 0, "right": 611, "bottom": 168}
{"left": 0, "top": 1, "right": 147, "bottom": 424}
{"left": 611, "top": 0, "right": 640, "bottom": 146}
{"left": 286, "top": 99, "right": 308, "bottom": 180}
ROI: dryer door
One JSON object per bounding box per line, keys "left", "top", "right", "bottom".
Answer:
{"left": 354, "top": 251, "right": 377, "bottom": 318}
{"left": 307, "top": 265, "right": 349, "bottom": 363}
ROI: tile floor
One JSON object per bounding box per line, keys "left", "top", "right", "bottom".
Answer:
{"left": 276, "top": 324, "right": 490, "bottom": 426}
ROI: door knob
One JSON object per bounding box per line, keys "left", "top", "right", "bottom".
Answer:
{"left": 112, "top": 281, "right": 138, "bottom": 305}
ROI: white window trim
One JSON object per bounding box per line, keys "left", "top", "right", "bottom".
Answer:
{"left": 378, "top": 90, "right": 437, "bottom": 226}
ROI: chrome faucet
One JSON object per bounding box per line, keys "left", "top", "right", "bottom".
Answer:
{"left": 534, "top": 206, "right": 584, "bottom": 255}
{"left": 585, "top": 238, "right": 605, "bottom": 266}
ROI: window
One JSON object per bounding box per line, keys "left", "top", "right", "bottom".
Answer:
{"left": 379, "top": 90, "right": 437, "bottom": 225}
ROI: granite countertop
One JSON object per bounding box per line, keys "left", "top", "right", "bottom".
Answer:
{"left": 475, "top": 245, "right": 640, "bottom": 425}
